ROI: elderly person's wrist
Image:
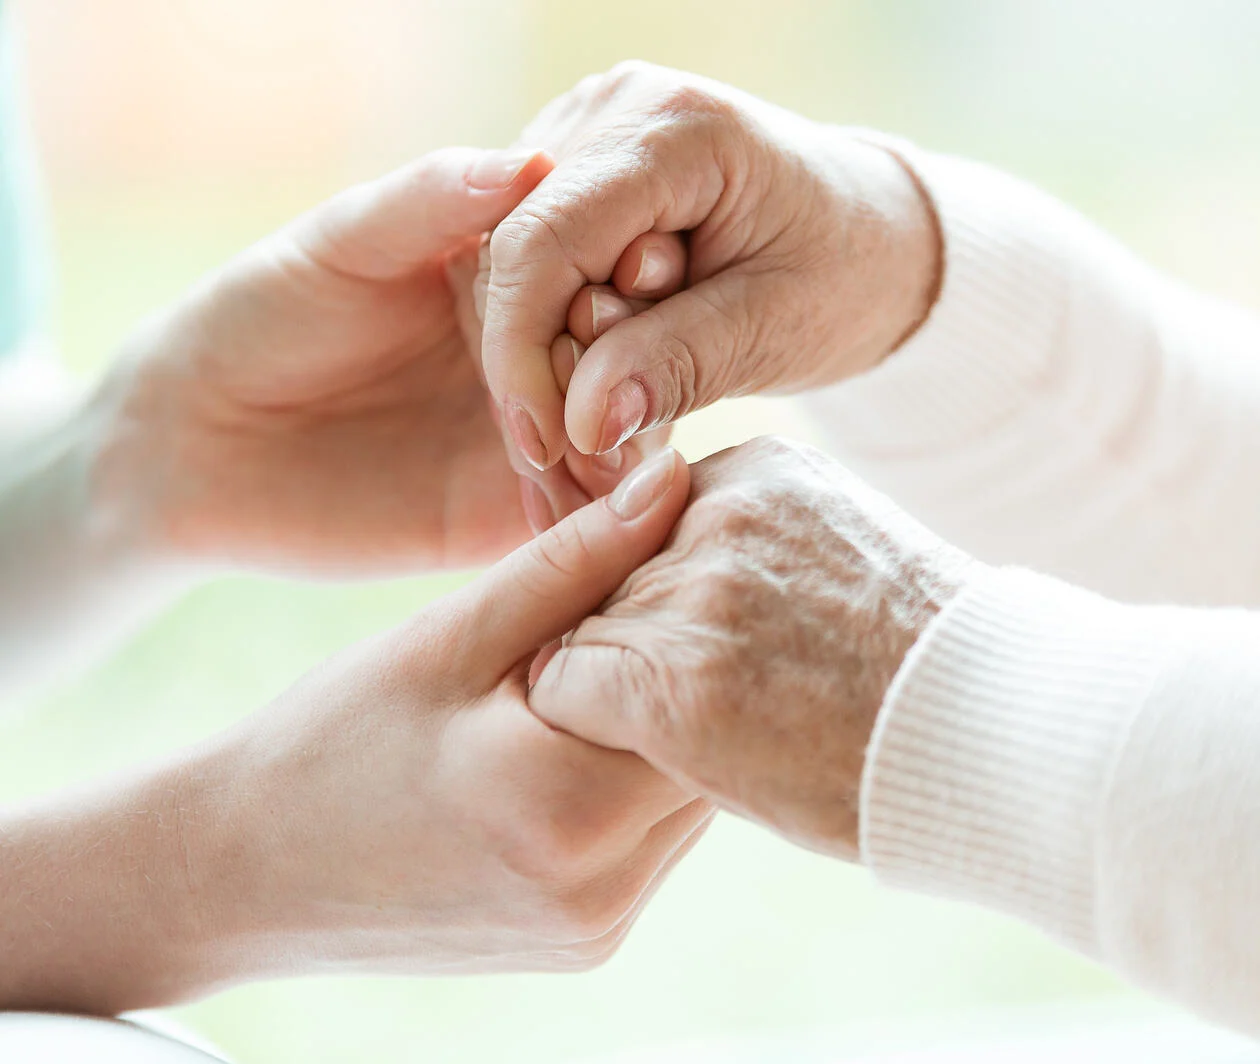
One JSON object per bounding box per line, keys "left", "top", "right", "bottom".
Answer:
{"left": 529, "top": 436, "right": 980, "bottom": 863}
{"left": 830, "top": 537, "right": 978, "bottom": 859}
{"left": 811, "top": 130, "right": 945, "bottom": 382}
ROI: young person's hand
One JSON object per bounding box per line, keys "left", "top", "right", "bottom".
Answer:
{"left": 0, "top": 448, "right": 710, "bottom": 1014}
{"left": 89, "top": 146, "right": 654, "bottom": 577}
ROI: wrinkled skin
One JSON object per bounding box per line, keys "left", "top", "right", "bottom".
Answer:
{"left": 481, "top": 61, "right": 942, "bottom": 467}
{"left": 531, "top": 437, "right": 974, "bottom": 861}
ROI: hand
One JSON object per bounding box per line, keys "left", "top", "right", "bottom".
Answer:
{"left": 0, "top": 447, "right": 710, "bottom": 1013}
{"left": 88, "top": 146, "right": 645, "bottom": 578}
{"left": 479, "top": 61, "right": 942, "bottom": 468}
{"left": 530, "top": 437, "right": 973, "bottom": 861}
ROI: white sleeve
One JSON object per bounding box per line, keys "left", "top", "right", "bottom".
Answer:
{"left": 805, "top": 142, "right": 1260, "bottom": 607}
{"left": 862, "top": 565, "right": 1260, "bottom": 1038}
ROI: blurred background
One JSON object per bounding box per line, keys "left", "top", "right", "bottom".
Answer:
{"left": 5, "top": 1, "right": 1260, "bottom": 1061}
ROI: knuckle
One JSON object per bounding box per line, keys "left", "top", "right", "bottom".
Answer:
{"left": 603, "top": 59, "right": 653, "bottom": 94}
{"left": 645, "top": 330, "right": 699, "bottom": 421}
{"left": 533, "top": 517, "right": 596, "bottom": 582}
{"left": 487, "top": 211, "right": 559, "bottom": 274}
{"left": 649, "top": 82, "right": 738, "bottom": 134}
{"left": 748, "top": 433, "right": 818, "bottom": 465}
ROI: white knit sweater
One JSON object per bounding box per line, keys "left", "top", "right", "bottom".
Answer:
{"left": 807, "top": 145, "right": 1260, "bottom": 1037}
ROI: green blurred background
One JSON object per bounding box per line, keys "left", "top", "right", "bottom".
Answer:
{"left": 6, "top": 1, "right": 1260, "bottom": 1061}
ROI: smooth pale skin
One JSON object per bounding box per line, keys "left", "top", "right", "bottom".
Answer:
{"left": 531, "top": 437, "right": 974, "bottom": 862}
{"left": 479, "top": 60, "right": 941, "bottom": 468}
{"left": 0, "top": 448, "right": 712, "bottom": 1015}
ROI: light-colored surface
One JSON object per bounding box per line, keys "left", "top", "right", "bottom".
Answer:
{"left": 7, "top": 2, "right": 1260, "bottom": 1062}
{"left": 0, "top": 1013, "right": 229, "bottom": 1064}
{"left": 807, "top": 137, "right": 1260, "bottom": 1038}
{"left": 587, "top": 1013, "right": 1260, "bottom": 1063}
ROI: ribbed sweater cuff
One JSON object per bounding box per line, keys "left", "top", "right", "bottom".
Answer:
{"left": 808, "top": 140, "right": 1073, "bottom": 458}
{"left": 860, "top": 566, "right": 1167, "bottom": 955}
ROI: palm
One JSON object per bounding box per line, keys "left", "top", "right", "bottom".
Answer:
{"left": 155, "top": 244, "right": 528, "bottom": 576}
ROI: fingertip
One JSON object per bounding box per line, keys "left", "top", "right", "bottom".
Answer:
{"left": 466, "top": 147, "right": 554, "bottom": 195}
{"left": 613, "top": 231, "right": 688, "bottom": 298}
{"left": 564, "top": 382, "right": 605, "bottom": 456}
{"left": 607, "top": 445, "right": 688, "bottom": 522}
{"left": 567, "top": 285, "right": 649, "bottom": 346}
{"left": 504, "top": 392, "right": 569, "bottom": 471}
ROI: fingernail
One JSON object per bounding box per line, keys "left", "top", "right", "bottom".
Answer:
{"left": 609, "top": 447, "right": 677, "bottom": 520}
{"left": 591, "top": 289, "right": 633, "bottom": 338}
{"left": 506, "top": 401, "right": 551, "bottom": 471}
{"left": 634, "top": 247, "right": 671, "bottom": 292}
{"left": 468, "top": 149, "right": 536, "bottom": 191}
{"left": 520, "top": 478, "right": 555, "bottom": 535}
{"left": 597, "top": 379, "right": 648, "bottom": 454}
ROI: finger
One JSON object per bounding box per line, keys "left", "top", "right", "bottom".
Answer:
{"left": 552, "top": 801, "right": 715, "bottom": 965}
{"left": 481, "top": 133, "right": 728, "bottom": 469}
{"left": 452, "top": 448, "right": 690, "bottom": 675}
{"left": 450, "top": 243, "right": 592, "bottom": 534}
{"left": 295, "top": 146, "right": 553, "bottom": 282}
{"left": 603, "top": 800, "right": 715, "bottom": 934}
{"left": 563, "top": 436, "right": 647, "bottom": 498}
{"left": 551, "top": 334, "right": 584, "bottom": 395}
{"left": 446, "top": 242, "right": 486, "bottom": 370}
{"left": 528, "top": 639, "right": 563, "bottom": 687}
{"left": 530, "top": 642, "right": 647, "bottom": 753}
{"left": 611, "top": 231, "right": 688, "bottom": 300}
{"left": 518, "top": 468, "right": 592, "bottom": 535}
{"left": 565, "top": 272, "right": 756, "bottom": 454}
{"left": 564, "top": 423, "right": 674, "bottom": 500}
{"left": 566, "top": 286, "right": 654, "bottom": 346}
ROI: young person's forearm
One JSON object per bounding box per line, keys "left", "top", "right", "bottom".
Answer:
{"left": 0, "top": 378, "right": 194, "bottom": 701}
{"left": 0, "top": 741, "right": 266, "bottom": 1014}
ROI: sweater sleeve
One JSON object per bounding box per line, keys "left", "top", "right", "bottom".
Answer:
{"left": 804, "top": 142, "right": 1260, "bottom": 607}
{"left": 863, "top": 564, "right": 1260, "bottom": 1038}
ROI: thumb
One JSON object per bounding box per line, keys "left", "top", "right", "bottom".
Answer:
{"left": 292, "top": 146, "right": 553, "bottom": 282}
{"left": 451, "top": 447, "right": 690, "bottom": 680}
{"left": 563, "top": 273, "right": 754, "bottom": 455}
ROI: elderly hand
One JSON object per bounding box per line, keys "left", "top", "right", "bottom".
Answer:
{"left": 479, "top": 62, "right": 942, "bottom": 467}
{"left": 87, "top": 146, "right": 670, "bottom": 579}
{"left": 530, "top": 437, "right": 973, "bottom": 861}
{"left": 0, "top": 448, "right": 710, "bottom": 1014}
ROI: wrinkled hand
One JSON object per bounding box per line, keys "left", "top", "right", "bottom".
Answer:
{"left": 480, "top": 61, "right": 942, "bottom": 468}
{"left": 530, "top": 437, "right": 973, "bottom": 861}
{"left": 91, "top": 146, "right": 642, "bottom": 578}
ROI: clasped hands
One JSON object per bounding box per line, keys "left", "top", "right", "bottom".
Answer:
{"left": 40, "top": 62, "right": 977, "bottom": 1009}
